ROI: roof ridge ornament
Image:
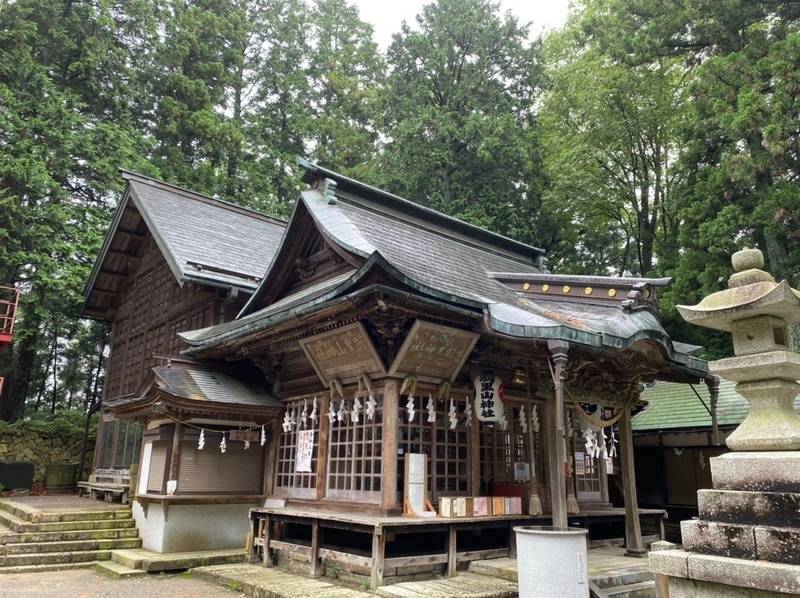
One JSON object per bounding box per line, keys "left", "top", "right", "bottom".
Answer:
{"left": 323, "top": 178, "right": 338, "bottom": 205}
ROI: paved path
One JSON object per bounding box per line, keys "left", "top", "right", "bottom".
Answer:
{"left": 193, "top": 564, "right": 374, "bottom": 597}
{"left": 0, "top": 567, "right": 244, "bottom": 598}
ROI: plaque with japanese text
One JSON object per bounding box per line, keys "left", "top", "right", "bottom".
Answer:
{"left": 389, "top": 320, "right": 478, "bottom": 382}
{"left": 299, "top": 322, "right": 385, "bottom": 386}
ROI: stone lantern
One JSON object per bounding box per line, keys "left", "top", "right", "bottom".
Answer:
{"left": 650, "top": 248, "right": 800, "bottom": 597}
{"left": 677, "top": 247, "right": 800, "bottom": 453}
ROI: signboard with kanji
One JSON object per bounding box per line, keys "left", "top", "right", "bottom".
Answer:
{"left": 473, "top": 371, "right": 505, "bottom": 422}
{"left": 389, "top": 320, "right": 478, "bottom": 382}
{"left": 299, "top": 322, "right": 386, "bottom": 385}
{"left": 295, "top": 430, "right": 315, "bottom": 473}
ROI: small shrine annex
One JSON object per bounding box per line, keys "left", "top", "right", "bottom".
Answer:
{"left": 83, "top": 161, "right": 709, "bottom": 587}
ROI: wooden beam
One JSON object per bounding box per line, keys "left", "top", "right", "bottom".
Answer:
{"left": 264, "top": 419, "right": 280, "bottom": 497}
{"left": 381, "top": 380, "right": 399, "bottom": 511}
{"left": 547, "top": 341, "right": 569, "bottom": 529}
{"left": 619, "top": 404, "right": 646, "bottom": 556}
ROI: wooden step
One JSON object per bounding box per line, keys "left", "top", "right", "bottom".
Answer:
{"left": 3, "top": 537, "right": 141, "bottom": 555}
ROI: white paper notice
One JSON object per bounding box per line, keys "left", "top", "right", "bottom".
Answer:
{"left": 296, "top": 430, "right": 315, "bottom": 473}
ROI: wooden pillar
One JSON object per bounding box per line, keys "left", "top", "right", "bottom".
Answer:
{"left": 547, "top": 340, "right": 569, "bottom": 529}
{"left": 310, "top": 520, "right": 321, "bottom": 577}
{"left": 316, "top": 394, "right": 331, "bottom": 500}
{"left": 619, "top": 403, "right": 645, "bottom": 556}
{"left": 447, "top": 525, "right": 457, "bottom": 577}
{"left": 263, "top": 419, "right": 280, "bottom": 496}
{"left": 168, "top": 422, "right": 182, "bottom": 489}
{"left": 370, "top": 528, "right": 386, "bottom": 589}
{"left": 469, "top": 405, "right": 480, "bottom": 496}
{"left": 262, "top": 515, "right": 273, "bottom": 566}
{"left": 381, "top": 379, "right": 400, "bottom": 511}
{"left": 706, "top": 376, "right": 721, "bottom": 446}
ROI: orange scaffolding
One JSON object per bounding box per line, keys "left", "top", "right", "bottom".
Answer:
{"left": 0, "top": 284, "right": 19, "bottom": 347}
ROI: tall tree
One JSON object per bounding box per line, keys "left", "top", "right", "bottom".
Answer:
{"left": 539, "top": 5, "right": 690, "bottom": 276}
{"left": 0, "top": 0, "right": 149, "bottom": 421}
{"left": 306, "top": 0, "right": 384, "bottom": 173}
{"left": 377, "top": 0, "right": 548, "bottom": 246}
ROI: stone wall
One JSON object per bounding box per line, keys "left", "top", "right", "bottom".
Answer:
{"left": 0, "top": 415, "right": 95, "bottom": 485}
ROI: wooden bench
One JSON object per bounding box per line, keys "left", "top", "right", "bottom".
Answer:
{"left": 78, "top": 469, "right": 132, "bottom": 504}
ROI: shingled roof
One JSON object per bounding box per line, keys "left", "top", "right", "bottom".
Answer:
{"left": 179, "top": 160, "right": 707, "bottom": 380}
{"left": 633, "top": 378, "right": 800, "bottom": 432}
{"left": 83, "top": 171, "right": 286, "bottom": 319}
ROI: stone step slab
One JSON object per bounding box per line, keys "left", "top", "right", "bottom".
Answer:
{"left": 111, "top": 547, "right": 248, "bottom": 572}
{"left": 95, "top": 559, "right": 147, "bottom": 579}
{"left": 2, "top": 536, "right": 142, "bottom": 555}
{"left": 681, "top": 520, "right": 757, "bottom": 560}
{"left": 0, "top": 499, "right": 130, "bottom": 523}
{"left": 0, "top": 561, "right": 98, "bottom": 575}
{"left": 0, "top": 509, "right": 135, "bottom": 533}
{"left": 711, "top": 452, "right": 800, "bottom": 493}
{"left": 0, "top": 548, "right": 112, "bottom": 567}
{"left": 192, "top": 563, "right": 374, "bottom": 597}
{"left": 0, "top": 526, "right": 139, "bottom": 545}
{"left": 593, "top": 569, "right": 653, "bottom": 589}
{"left": 377, "top": 572, "right": 517, "bottom": 597}
{"left": 606, "top": 580, "right": 655, "bottom": 598}
{"left": 697, "top": 488, "right": 800, "bottom": 527}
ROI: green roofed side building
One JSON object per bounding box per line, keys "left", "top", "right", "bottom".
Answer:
{"left": 631, "top": 378, "right": 800, "bottom": 541}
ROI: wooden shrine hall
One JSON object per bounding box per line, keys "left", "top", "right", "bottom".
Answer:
{"left": 119, "top": 159, "right": 710, "bottom": 588}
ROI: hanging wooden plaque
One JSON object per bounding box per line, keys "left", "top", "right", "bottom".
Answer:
{"left": 299, "top": 322, "right": 385, "bottom": 386}
{"left": 388, "top": 320, "right": 478, "bottom": 382}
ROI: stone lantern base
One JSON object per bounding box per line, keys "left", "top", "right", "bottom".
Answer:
{"left": 650, "top": 451, "right": 800, "bottom": 597}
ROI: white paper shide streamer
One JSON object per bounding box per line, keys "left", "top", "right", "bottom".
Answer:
{"left": 220, "top": 433, "right": 227, "bottom": 454}
{"left": 198, "top": 428, "right": 205, "bottom": 450}
{"left": 260, "top": 424, "right": 266, "bottom": 447}
{"left": 426, "top": 394, "right": 436, "bottom": 424}
{"left": 464, "top": 399, "right": 473, "bottom": 427}
{"left": 406, "top": 395, "right": 415, "bottom": 423}
{"left": 448, "top": 398, "right": 457, "bottom": 430}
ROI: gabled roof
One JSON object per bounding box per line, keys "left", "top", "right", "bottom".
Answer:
{"left": 633, "top": 378, "right": 800, "bottom": 432}
{"left": 105, "top": 362, "right": 281, "bottom": 416}
{"left": 83, "top": 171, "right": 286, "bottom": 319}
{"left": 180, "top": 161, "right": 708, "bottom": 379}
{"left": 240, "top": 159, "right": 545, "bottom": 315}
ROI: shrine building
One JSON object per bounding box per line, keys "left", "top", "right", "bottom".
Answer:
{"left": 83, "top": 160, "right": 709, "bottom": 587}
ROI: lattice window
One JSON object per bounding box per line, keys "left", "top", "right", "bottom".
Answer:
{"left": 479, "top": 402, "right": 541, "bottom": 486}
{"left": 571, "top": 407, "right": 602, "bottom": 500}
{"left": 275, "top": 400, "right": 320, "bottom": 498}
{"left": 327, "top": 395, "right": 383, "bottom": 501}
{"left": 398, "top": 395, "right": 469, "bottom": 500}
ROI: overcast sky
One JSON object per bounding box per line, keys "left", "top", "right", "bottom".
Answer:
{"left": 351, "top": 0, "right": 573, "bottom": 48}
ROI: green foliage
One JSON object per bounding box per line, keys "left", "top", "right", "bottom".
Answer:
{"left": 375, "top": 0, "right": 549, "bottom": 247}
{"left": 0, "top": 410, "right": 96, "bottom": 437}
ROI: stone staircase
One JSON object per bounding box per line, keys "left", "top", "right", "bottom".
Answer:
{"left": 588, "top": 569, "right": 655, "bottom": 598}
{"left": 468, "top": 553, "right": 655, "bottom": 598}
{"left": 0, "top": 498, "right": 141, "bottom": 573}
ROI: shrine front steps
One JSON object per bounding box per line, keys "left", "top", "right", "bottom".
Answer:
{"left": 468, "top": 556, "right": 656, "bottom": 598}
{"left": 0, "top": 499, "right": 141, "bottom": 573}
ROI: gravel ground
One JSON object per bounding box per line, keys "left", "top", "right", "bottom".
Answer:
{"left": 0, "top": 568, "right": 246, "bottom": 598}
